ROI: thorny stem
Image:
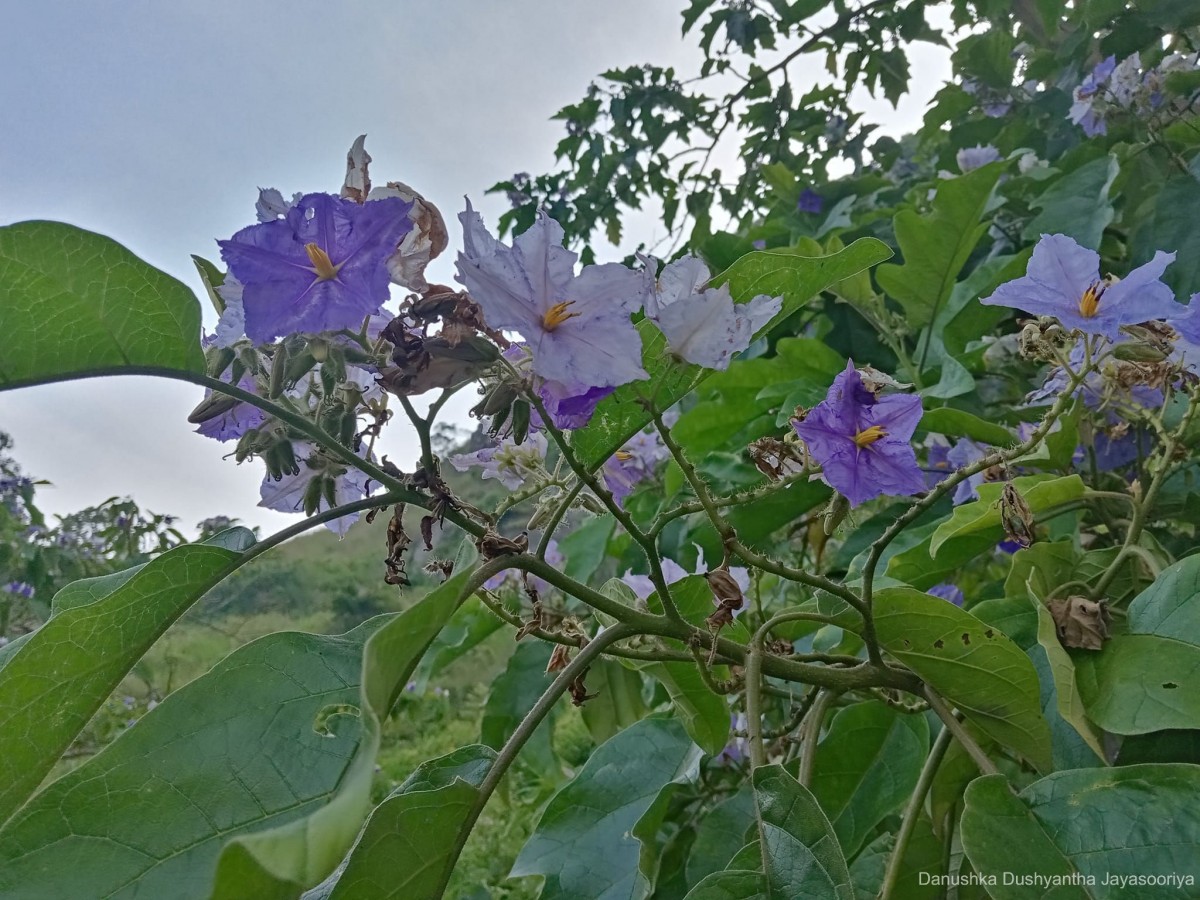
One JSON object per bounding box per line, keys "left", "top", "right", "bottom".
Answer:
{"left": 520, "top": 385, "right": 684, "bottom": 623}
{"left": 652, "top": 410, "right": 736, "bottom": 549}
{"left": 536, "top": 481, "right": 585, "bottom": 556}
{"left": 1092, "top": 384, "right": 1200, "bottom": 599}
{"left": 879, "top": 724, "right": 954, "bottom": 900}
{"left": 239, "top": 492, "right": 405, "bottom": 566}
{"left": 924, "top": 686, "right": 999, "bottom": 776}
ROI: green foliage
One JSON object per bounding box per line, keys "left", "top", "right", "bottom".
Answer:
{"left": 0, "top": 221, "right": 205, "bottom": 389}
{"left": 961, "top": 767, "right": 1200, "bottom": 894}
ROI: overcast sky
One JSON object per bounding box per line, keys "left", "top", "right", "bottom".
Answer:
{"left": 0, "top": 1, "right": 950, "bottom": 537}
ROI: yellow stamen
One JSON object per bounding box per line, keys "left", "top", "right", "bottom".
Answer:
{"left": 1079, "top": 282, "right": 1103, "bottom": 318}
{"left": 543, "top": 300, "right": 581, "bottom": 331}
{"left": 615, "top": 450, "right": 634, "bottom": 461}
{"left": 305, "top": 243, "right": 340, "bottom": 281}
{"left": 854, "top": 425, "right": 887, "bottom": 448}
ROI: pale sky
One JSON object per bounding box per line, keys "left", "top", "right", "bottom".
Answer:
{"left": 0, "top": 2, "right": 950, "bottom": 537}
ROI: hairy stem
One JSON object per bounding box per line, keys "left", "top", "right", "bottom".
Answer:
{"left": 924, "top": 686, "right": 999, "bottom": 776}
{"left": 879, "top": 724, "right": 954, "bottom": 900}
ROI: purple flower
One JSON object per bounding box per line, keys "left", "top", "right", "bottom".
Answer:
{"left": 534, "top": 379, "right": 614, "bottom": 430}
{"left": 1069, "top": 55, "right": 1116, "bottom": 136}
{"left": 258, "top": 442, "right": 374, "bottom": 536}
{"left": 449, "top": 432, "right": 548, "bottom": 491}
{"left": 484, "top": 539, "right": 563, "bottom": 593}
{"left": 1109, "top": 53, "right": 1143, "bottom": 108}
{"left": 751, "top": 239, "right": 767, "bottom": 250}
{"left": 981, "top": 234, "right": 1178, "bottom": 341}
{"left": 928, "top": 583, "right": 964, "bottom": 606}
{"left": 1168, "top": 293, "right": 1200, "bottom": 370}
{"left": 643, "top": 256, "right": 781, "bottom": 370}
{"left": 455, "top": 200, "right": 649, "bottom": 389}
{"left": 796, "top": 188, "right": 823, "bottom": 214}
{"left": 716, "top": 712, "right": 749, "bottom": 765}
{"left": 219, "top": 193, "right": 414, "bottom": 345}
{"left": 793, "top": 361, "right": 925, "bottom": 507}
{"left": 602, "top": 430, "right": 668, "bottom": 507}
{"left": 956, "top": 145, "right": 1001, "bottom": 173}
{"left": 947, "top": 439, "right": 989, "bottom": 505}
{"left": 924, "top": 437, "right": 953, "bottom": 489}
{"left": 194, "top": 370, "right": 265, "bottom": 443}
{"left": 3, "top": 582, "right": 34, "bottom": 599}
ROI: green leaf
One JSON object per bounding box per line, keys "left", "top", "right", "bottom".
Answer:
{"left": 0, "top": 528, "right": 255, "bottom": 824}
{"left": 929, "top": 475, "right": 1086, "bottom": 558}
{"left": 962, "top": 766, "right": 1200, "bottom": 895}
{"left": 919, "top": 407, "right": 1013, "bottom": 447}
{"left": 683, "top": 870, "right": 768, "bottom": 900}
{"left": 1126, "top": 553, "right": 1200, "bottom": 640}
{"left": 1023, "top": 154, "right": 1119, "bottom": 250}
{"left": 511, "top": 716, "right": 702, "bottom": 900}
{"left": 410, "top": 596, "right": 503, "bottom": 692}
{"left": 873, "top": 587, "right": 1052, "bottom": 771}
{"left": 1074, "top": 557, "right": 1200, "bottom": 735}
{"left": 1131, "top": 174, "right": 1200, "bottom": 297}
{"left": 810, "top": 701, "right": 929, "bottom": 858}
{"left": 643, "top": 661, "right": 731, "bottom": 756}
{"left": 1074, "top": 635, "right": 1200, "bottom": 734}
{"left": 325, "top": 745, "right": 496, "bottom": 900}
{"left": 0, "top": 621, "right": 377, "bottom": 899}
{"left": 686, "top": 788, "right": 756, "bottom": 888}
{"left": 752, "top": 765, "right": 854, "bottom": 900}
{"left": 0, "top": 221, "right": 205, "bottom": 389}
{"left": 579, "top": 659, "right": 649, "bottom": 745}
{"left": 567, "top": 239, "right": 892, "bottom": 471}
{"left": 875, "top": 163, "right": 1004, "bottom": 329}
{"left": 481, "top": 640, "right": 558, "bottom": 770}
{"left": 1030, "top": 590, "right": 1107, "bottom": 764}
{"left": 560, "top": 515, "right": 617, "bottom": 583}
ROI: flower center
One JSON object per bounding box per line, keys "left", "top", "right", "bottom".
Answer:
{"left": 542, "top": 300, "right": 581, "bottom": 332}
{"left": 615, "top": 450, "right": 633, "bottom": 461}
{"left": 854, "top": 425, "right": 887, "bottom": 448}
{"left": 1078, "top": 281, "right": 1105, "bottom": 318}
{"left": 304, "top": 243, "right": 341, "bottom": 281}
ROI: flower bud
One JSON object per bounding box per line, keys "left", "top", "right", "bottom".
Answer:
{"left": 205, "top": 346, "right": 236, "bottom": 379}
{"left": 823, "top": 493, "right": 851, "bottom": 535}
{"left": 187, "top": 391, "right": 242, "bottom": 425}
{"left": 510, "top": 400, "right": 532, "bottom": 445}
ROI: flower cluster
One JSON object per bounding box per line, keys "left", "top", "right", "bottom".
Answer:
{"left": 1069, "top": 51, "right": 1200, "bottom": 135}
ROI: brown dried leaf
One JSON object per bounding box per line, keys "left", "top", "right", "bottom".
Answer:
{"left": 1048, "top": 596, "right": 1112, "bottom": 650}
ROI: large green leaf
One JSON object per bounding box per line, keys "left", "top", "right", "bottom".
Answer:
{"left": 0, "top": 527, "right": 255, "bottom": 825}
{"left": 875, "top": 162, "right": 1004, "bottom": 329}
{"left": 873, "top": 587, "right": 1052, "bottom": 772}
{"left": 919, "top": 407, "right": 1013, "bottom": 447}
{"left": 752, "top": 765, "right": 854, "bottom": 900}
{"left": 962, "top": 766, "right": 1200, "bottom": 896}
{"left": 810, "top": 701, "right": 929, "bottom": 858}
{"left": 0, "top": 566, "right": 474, "bottom": 898}
{"left": 325, "top": 745, "right": 496, "bottom": 900}
{"left": 929, "top": 475, "right": 1086, "bottom": 558}
{"left": 511, "top": 716, "right": 701, "bottom": 900}
{"left": 1023, "top": 154, "right": 1119, "bottom": 250}
{"left": 0, "top": 221, "right": 205, "bottom": 389}
{"left": 1075, "top": 557, "right": 1200, "bottom": 735}
{"left": 568, "top": 239, "right": 892, "bottom": 471}
{"left": 0, "top": 622, "right": 375, "bottom": 899}
{"left": 579, "top": 659, "right": 649, "bottom": 745}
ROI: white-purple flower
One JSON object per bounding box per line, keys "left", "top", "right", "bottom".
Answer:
{"left": 219, "top": 192, "right": 414, "bottom": 345}
{"left": 793, "top": 361, "right": 925, "bottom": 508}
{"left": 455, "top": 200, "right": 649, "bottom": 390}
{"left": 981, "top": 234, "right": 1178, "bottom": 341}
{"left": 483, "top": 539, "right": 563, "bottom": 593}
{"left": 258, "top": 442, "right": 374, "bottom": 536}
{"left": 643, "top": 256, "right": 781, "bottom": 371}
{"left": 1069, "top": 55, "right": 1116, "bottom": 136}
{"left": 956, "top": 145, "right": 1001, "bottom": 173}
{"left": 449, "top": 432, "right": 548, "bottom": 491}
{"left": 601, "top": 430, "right": 668, "bottom": 507}
{"left": 621, "top": 547, "right": 750, "bottom": 606}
